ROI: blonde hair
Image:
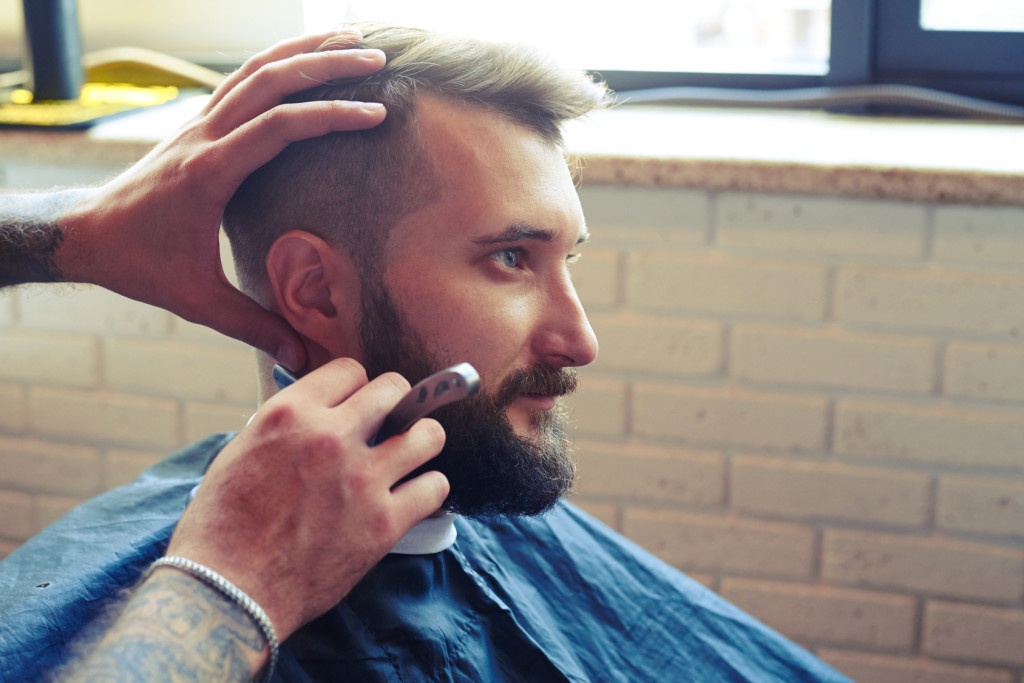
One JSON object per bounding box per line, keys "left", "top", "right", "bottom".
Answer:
{"left": 224, "top": 24, "right": 609, "bottom": 299}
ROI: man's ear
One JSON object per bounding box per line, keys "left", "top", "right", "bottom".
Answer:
{"left": 265, "top": 231, "right": 361, "bottom": 358}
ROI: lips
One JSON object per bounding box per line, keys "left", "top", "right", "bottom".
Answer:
{"left": 515, "top": 393, "right": 558, "bottom": 411}
{"left": 497, "top": 363, "right": 578, "bottom": 409}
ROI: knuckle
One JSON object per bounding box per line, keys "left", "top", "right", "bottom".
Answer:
{"left": 304, "top": 429, "right": 345, "bottom": 458}
{"left": 341, "top": 466, "right": 373, "bottom": 493}
{"left": 375, "top": 371, "right": 412, "bottom": 396}
{"left": 248, "top": 61, "right": 283, "bottom": 90}
{"left": 255, "top": 106, "right": 288, "bottom": 133}
{"left": 415, "top": 419, "right": 446, "bottom": 453}
{"left": 237, "top": 52, "right": 265, "bottom": 77}
{"left": 364, "top": 506, "right": 398, "bottom": 539}
{"left": 328, "top": 357, "right": 369, "bottom": 382}
{"left": 257, "top": 399, "right": 302, "bottom": 432}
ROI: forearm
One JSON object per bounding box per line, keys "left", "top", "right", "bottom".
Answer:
{"left": 0, "top": 190, "right": 88, "bottom": 288}
{"left": 59, "top": 568, "right": 267, "bottom": 682}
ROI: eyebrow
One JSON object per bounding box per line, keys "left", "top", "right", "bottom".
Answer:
{"left": 473, "top": 224, "right": 591, "bottom": 247}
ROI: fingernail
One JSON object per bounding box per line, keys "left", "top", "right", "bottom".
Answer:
{"left": 359, "top": 48, "right": 385, "bottom": 61}
{"left": 360, "top": 102, "right": 385, "bottom": 113}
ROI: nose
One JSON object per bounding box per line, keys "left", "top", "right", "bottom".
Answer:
{"left": 534, "top": 273, "right": 599, "bottom": 368}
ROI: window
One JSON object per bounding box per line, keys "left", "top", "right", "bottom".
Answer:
{"left": 332, "top": 0, "right": 1024, "bottom": 109}
{"left": 2, "top": 0, "right": 1021, "bottom": 111}
{"left": 874, "top": 0, "right": 1024, "bottom": 107}
{"left": 920, "top": 0, "right": 1024, "bottom": 32}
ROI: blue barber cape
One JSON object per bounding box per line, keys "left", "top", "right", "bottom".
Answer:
{"left": 0, "top": 435, "right": 849, "bottom": 682}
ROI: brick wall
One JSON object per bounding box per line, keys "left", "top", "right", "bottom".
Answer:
{"left": 2, "top": 174, "right": 1024, "bottom": 681}
{"left": 566, "top": 186, "right": 1024, "bottom": 683}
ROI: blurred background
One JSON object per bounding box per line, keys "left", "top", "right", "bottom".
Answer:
{"left": 2, "top": 2, "right": 1024, "bottom": 682}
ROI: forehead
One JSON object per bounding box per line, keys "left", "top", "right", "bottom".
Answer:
{"left": 387, "top": 95, "right": 585, "bottom": 251}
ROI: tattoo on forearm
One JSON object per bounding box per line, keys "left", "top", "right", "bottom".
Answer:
{"left": 0, "top": 191, "right": 85, "bottom": 288}
{"left": 57, "top": 571, "right": 265, "bottom": 682}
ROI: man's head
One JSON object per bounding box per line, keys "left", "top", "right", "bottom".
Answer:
{"left": 223, "top": 25, "right": 609, "bottom": 516}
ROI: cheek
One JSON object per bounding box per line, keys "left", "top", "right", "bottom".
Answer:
{"left": 414, "top": 289, "right": 534, "bottom": 383}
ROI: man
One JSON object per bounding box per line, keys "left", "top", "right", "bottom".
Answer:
{"left": 1, "top": 25, "right": 849, "bottom": 681}
{"left": 0, "top": 28, "right": 448, "bottom": 681}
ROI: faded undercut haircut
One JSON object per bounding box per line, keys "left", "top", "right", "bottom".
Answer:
{"left": 222, "top": 23, "right": 610, "bottom": 304}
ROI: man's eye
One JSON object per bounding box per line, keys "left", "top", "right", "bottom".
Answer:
{"left": 493, "top": 248, "right": 522, "bottom": 269}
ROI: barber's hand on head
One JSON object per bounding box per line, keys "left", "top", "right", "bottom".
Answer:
{"left": 55, "top": 29, "right": 386, "bottom": 371}
{"left": 164, "top": 358, "right": 449, "bottom": 641}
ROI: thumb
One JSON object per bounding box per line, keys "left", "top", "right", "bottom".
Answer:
{"left": 196, "top": 285, "right": 308, "bottom": 371}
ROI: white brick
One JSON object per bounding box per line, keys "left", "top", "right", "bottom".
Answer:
{"left": 172, "top": 317, "right": 256, "bottom": 348}
{"left": 17, "top": 284, "right": 172, "bottom": 336}
{"left": 0, "top": 289, "right": 14, "bottom": 326}
{"left": 590, "top": 314, "right": 723, "bottom": 376}
{"left": 0, "top": 330, "right": 98, "bottom": 387}
{"left": 105, "top": 338, "right": 258, "bottom": 403}
{"left": 732, "top": 456, "right": 929, "bottom": 527}
{"left": 819, "top": 649, "right": 1014, "bottom": 683}
{"left": 835, "top": 400, "right": 1024, "bottom": 472}
{"left": 933, "top": 205, "right": 1024, "bottom": 265}
{"left": 0, "top": 490, "right": 33, "bottom": 540}
{"left": 571, "top": 500, "right": 619, "bottom": 529}
{"left": 578, "top": 185, "right": 709, "bottom": 248}
{"left": 105, "top": 449, "right": 166, "bottom": 489}
{"left": 0, "top": 383, "right": 27, "bottom": 433}
{"left": 718, "top": 194, "right": 926, "bottom": 256}
{"left": 634, "top": 385, "right": 827, "bottom": 452}
{"left": 835, "top": 266, "right": 1024, "bottom": 337}
{"left": 183, "top": 402, "right": 249, "bottom": 443}
{"left": 720, "top": 578, "right": 916, "bottom": 650}
{"left": 0, "top": 437, "right": 102, "bottom": 496}
{"left": 0, "top": 538, "right": 21, "bottom": 560}
{"left": 823, "top": 530, "right": 1024, "bottom": 602}
{"left": 571, "top": 248, "right": 621, "bottom": 310}
{"left": 732, "top": 325, "right": 934, "bottom": 393}
{"left": 33, "top": 494, "right": 85, "bottom": 532}
{"left": 564, "top": 375, "right": 627, "bottom": 438}
{"left": 627, "top": 252, "right": 827, "bottom": 320}
{"left": 2, "top": 162, "right": 124, "bottom": 188}
{"left": 944, "top": 341, "right": 1024, "bottom": 402}
{"left": 923, "top": 601, "right": 1024, "bottom": 666}
{"left": 623, "top": 509, "right": 815, "bottom": 579}
{"left": 937, "top": 475, "right": 1024, "bottom": 539}
{"left": 574, "top": 441, "right": 725, "bottom": 505}
{"left": 31, "top": 387, "right": 180, "bottom": 450}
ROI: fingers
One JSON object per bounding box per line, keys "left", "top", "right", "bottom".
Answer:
{"left": 206, "top": 28, "right": 364, "bottom": 111}
{"left": 206, "top": 99, "right": 386, "bottom": 191}
{"left": 376, "top": 417, "right": 447, "bottom": 476}
{"left": 209, "top": 48, "right": 386, "bottom": 134}
{"left": 391, "top": 470, "right": 451, "bottom": 524}
{"left": 328, "top": 371, "right": 415, "bottom": 439}
{"left": 283, "top": 357, "right": 373, "bottom": 407}
{"left": 189, "top": 283, "right": 308, "bottom": 372}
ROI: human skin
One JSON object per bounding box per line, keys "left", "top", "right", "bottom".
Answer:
{"left": 0, "top": 28, "right": 388, "bottom": 372}
{"left": 62, "top": 80, "right": 598, "bottom": 683}
{"left": 63, "top": 359, "right": 448, "bottom": 681}
{"left": 268, "top": 94, "right": 600, "bottom": 441}
{"left": 48, "top": 31, "right": 452, "bottom": 682}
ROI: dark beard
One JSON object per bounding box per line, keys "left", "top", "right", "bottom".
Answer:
{"left": 358, "top": 285, "right": 577, "bottom": 517}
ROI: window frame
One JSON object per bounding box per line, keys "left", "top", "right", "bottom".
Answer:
{"left": 600, "top": 0, "right": 1024, "bottom": 108}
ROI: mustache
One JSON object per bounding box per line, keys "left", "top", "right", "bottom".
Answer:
{"left": 495, "top": 363, "right": 579, "bottom": 408}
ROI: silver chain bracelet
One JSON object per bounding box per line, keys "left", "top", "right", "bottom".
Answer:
{"left": 149, "top": 555, "right": 279, "bottom": 683}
